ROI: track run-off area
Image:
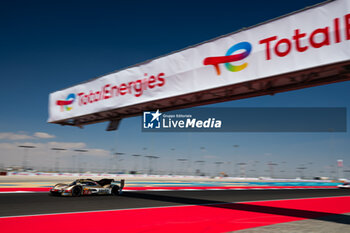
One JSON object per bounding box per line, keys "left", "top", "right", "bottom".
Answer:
{"left": 1, "top": 188, "right": 350, "bottom": 232}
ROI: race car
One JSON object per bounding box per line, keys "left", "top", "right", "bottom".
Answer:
{"left": 338, "top": 182, "right": 350, "bottom": 189}
{"left": 50, "top": 178, "right": 125, "bottom": 196}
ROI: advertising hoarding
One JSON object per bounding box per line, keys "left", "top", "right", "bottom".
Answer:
{"left": 48, "top": 0, "right": 350, "bottom": 128}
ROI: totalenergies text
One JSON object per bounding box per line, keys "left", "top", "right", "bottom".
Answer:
{"left": 260, "top": 14, "right": 350, "bottom": 60}
{"left": 78, "top": 73, "right": 165, "bottom": 106}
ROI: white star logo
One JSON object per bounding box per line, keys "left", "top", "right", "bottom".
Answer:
{"left": 150, "top": 109, "right": 162, "bottom": 122}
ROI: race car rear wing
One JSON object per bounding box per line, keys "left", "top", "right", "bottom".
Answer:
{"left": 112, "top": 179, "right": 125, "bottom": 194}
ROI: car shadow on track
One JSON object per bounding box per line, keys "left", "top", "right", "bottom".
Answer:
{"left": 122, "top": 192, "right": 350, "bottom": 225}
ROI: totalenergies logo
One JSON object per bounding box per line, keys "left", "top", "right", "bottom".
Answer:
{"left": 56, "top": 93, "right": 76, "bottom": 112}
{"left": 203, "top": 42, "right": 252, "bottom": 75}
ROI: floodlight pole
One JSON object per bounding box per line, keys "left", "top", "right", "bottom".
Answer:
{"left": 153, "top": 156, "right": 160, "bottom": 175}
{"left": 51, "top": 148, "right": 67, "bottom": 173}
{"left": 114, "top": 152, "right": 125, "bottom": 174}
{"left": 145, "top": 155, "right": 159, "bottom": 175}
{"left": 232, "top": 145, "right": 240, "bottom": 176}
{"left": 237, "top": 162, "right": 247, "bottom": 177}
{"left": 18, "top": 145, "right": 36, "bottom": 171}
{"left": 72, "top": 155, "right": 76, "bottom": 173}
{"left": 344, "top": 170, "right": 350, "bottom": 180}
{"left": 268, "top": 162, "right": 278, "bottom": 178}
{"left": 177, "top": 158, "right": 188, "bottom": 175}
{"left": 297, "top": 166, "right": 306, "bottom": 179}
{"left": 199, "top": 147, "right": 206, "bottom": 175}
{"left": 143, "top": 147, "right": 148, "bottom": 174}
{"left": 170, "top": 148, "right": 175, "bottom": 175}
{"left": 195, "top": 160, "right": 205, "bottom": 176}
{"left": 253, "top": 161, "right": 260, "bottom": 178}
{"left": 215, "top": 161, "right": 224, "bottom": 177}
{"left": 74, "top": 149, "right": 88, "bottom": 173}
{"left": 131, "top": 154, "right": 141, "bottom": 173}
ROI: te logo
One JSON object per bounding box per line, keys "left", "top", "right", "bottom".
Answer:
{"left": 143, "top": 109, "right": 162, "bottom": 129}
{"left": 56, "top": 93, "right": 76, "bottom": 112}
{"left": 203, "top": 42, "right": 252, "bottom": 75}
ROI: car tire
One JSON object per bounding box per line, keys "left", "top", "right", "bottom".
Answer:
{"left": 72, "top": 186, "right": 82, "bottom": 197}
{"left": 111, "top": 185, "right": 120, "bottom": 195}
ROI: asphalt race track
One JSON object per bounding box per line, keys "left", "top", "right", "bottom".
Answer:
{"left": 1, "top": 189, "right": 350, "bottom": 217}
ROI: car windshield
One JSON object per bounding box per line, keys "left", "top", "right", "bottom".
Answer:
{"left": 69, "top": 181, "right": 77, "bottom": 186}
{"left": 83, "top": 182, "right": 97, "bottom": 186}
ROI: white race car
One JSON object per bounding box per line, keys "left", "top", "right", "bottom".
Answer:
{"left": 50, "top": 178, "right": 125, "bottom": 196}
{"left": 338, "top": 182, "right": 350, "bottom": 189}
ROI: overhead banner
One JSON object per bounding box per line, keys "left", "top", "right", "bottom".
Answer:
{"left": 49, "top": 0, "right": 350, "bottom": 123}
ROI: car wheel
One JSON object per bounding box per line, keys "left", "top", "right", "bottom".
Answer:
{"left": 111, "top": 185, "right": 120, "bottom": 195}
{"left": 72, "top": 186, "right": 82, "bottom": 197}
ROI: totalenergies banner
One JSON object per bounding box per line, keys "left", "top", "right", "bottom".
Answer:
{"left": 49, "top": 0, "right": 350, "bottom": 123}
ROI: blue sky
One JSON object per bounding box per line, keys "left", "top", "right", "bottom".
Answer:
{"left": 0, "top": 0, "right": 349, "bottom": 177}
